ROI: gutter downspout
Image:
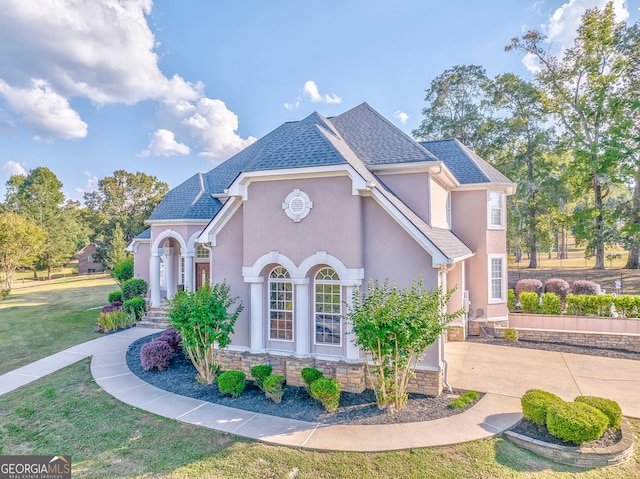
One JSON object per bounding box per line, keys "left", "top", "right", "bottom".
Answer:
{"left": 439, "top": 262, "right": 456, "bottom": 393}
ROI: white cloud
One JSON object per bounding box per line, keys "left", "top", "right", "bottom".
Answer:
{"left": 393, "top": 110, "right": 409, "bottom": 124}
{"left": 75, "top": 170, "right": 99, "bottom": 195}
{"left": 303, "top": 81, "right": 342, "bottom": 104}
{"left": 0, "top": 79, "right": 87, "bottom": 140}
{"left": 0, "top": 0, "right": 253, "bottom": 159}
{"left": 140, "top": 129, "right": 191, "bottom": 157}
{"left": 284, "top": 100, "right": 300, "bottom": 110}
{"left": 3, "top": 160, "right": 27, "bottom": 177}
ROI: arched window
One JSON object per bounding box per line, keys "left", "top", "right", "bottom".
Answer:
{"left": 314, "top": 267, "right": 341, "bottom": 345}
{"left": 269, "top": 267, "right": 293, "bottom": 341}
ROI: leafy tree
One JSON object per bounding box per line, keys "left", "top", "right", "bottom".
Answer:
{"left": 412, "top": 65, "right": 493, "bottom": 153}
{"left": 0, "top": 212, "right": 45, "bottom": 288}
{"left": 507, "top": 2, "right": 631, "bottom": 268}
{"left": 347, "top": 278, "right": 463, "bottom": 412}
{"left": 103, "top": 223, "right": 129, "bottom": 270}
{"left": 111, "top": 258, "right": 134, "bottom": 287}
{"left": 167, "top": 282, "right": 244, "bottom": 385}
{"left": 83, "top": 170, "right": 168, "bottom": 262}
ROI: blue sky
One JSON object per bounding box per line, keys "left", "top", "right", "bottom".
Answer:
{"left": 0, "top": 0, "right": 638, "bottom": 202}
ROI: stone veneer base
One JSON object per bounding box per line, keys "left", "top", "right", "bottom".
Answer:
{"left": 503, "top": 418, "right": 634, "bottom": 468}
{"left": 216, "top": 350, "right": 443, "bottom": 395}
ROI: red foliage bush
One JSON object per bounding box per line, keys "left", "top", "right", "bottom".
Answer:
{"left": 159, "top": 328, "right": 182, "bottom": 351}
{"left": 515, "top": 279, "right": 543, "bottom": 298}
{"left": 140, "top": 339, "right": 173, "bottom": 371}
{"left": 572, "top": 280, "right": 599, "bottom": 296}
{"left": 101, "top": 301, "right": 122, "bottom": 314}
{"left": 544, "top": 278, "right": 570, "bottom": 302}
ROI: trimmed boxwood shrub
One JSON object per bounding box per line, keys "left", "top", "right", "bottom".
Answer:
{"left": 159, "top": 328, "right": 182, "bottom": 351}
{"left": 540, "top": 292, "right": 562, "bottom": 315}
{"left": 250, "top": 365, "right": 272, "bottom": 392}
{"left": 263, "top": 374, "right": 285, "bottom": 404}
{"left": 310, "top": 378, "right": 342, "bottom": 413}
{"left": 217, "top": 370, "right": 246, "bottom": 398}
{"left": 519, "top": 292, "right": 540, "bottom": 314}
{"left": 108, "top": 290, "right": 123, "bottom": 303}
{"left": 123, "top": 297, "right": 146, "bottom": 320}
{"left": 503, "top": 327, "right": 518, "bottom": 342}
{"left": 575, "top": 396, "right": 622, "bottom": 429}
{"left": 301, "top": 367, "right": 323, "bottom": 388}
{"left": 507, "top": 289, "right": 516, "bottom": 312}
{"left": 449, "top": 390, "right": 480, "bottom": 410}
{"left": 515, "top": 279, "right": 543, "bottom": 298}
{"left": 140, "top": 339, "right": 173, "bottom": 371}
{"left": 544, "top": 278, "right": 570, "bottom": 303}
{"left": 521, "top": 389, "right": 563, "bottom": 425}
{"left": 572, "top": 280, "right": 599, "bottom": 295}
{"left": 613, "top": 295, "right": 640, "bottom": 319}
{"left": 546, "top": 401, "right": 609, "bottom": 444}
{"left": 565, "top": 294, "right": 613, "bottom": 317}
{"left": 122, "top": 278, "right": 148, "bottom": 301}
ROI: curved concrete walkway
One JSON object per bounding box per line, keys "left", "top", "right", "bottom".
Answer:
{"left": 1, "top": 329, "right": 638, "bottom": 451}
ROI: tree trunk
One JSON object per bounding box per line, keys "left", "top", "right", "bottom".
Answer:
{"left": 625, "top": 163, "right": 640, "bottom": 269}
{"left": 47, "top": 267, "right": 52, "bottom": 280}
{"left": 32, "top": 266, "right": 37, "bottom": 280}
{"left": 526, "top": 153, "right": 538, "bottom": 268}
{"left": 593, "top": 177, "right": 605, "bottom": 269}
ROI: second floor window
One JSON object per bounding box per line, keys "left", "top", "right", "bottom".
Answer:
{"left": 488, "top": 191, "right": 503, "bottom": 229}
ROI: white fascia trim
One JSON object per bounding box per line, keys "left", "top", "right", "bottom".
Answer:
{"left": 126, "top": 237, "right": 150, "bottom": 253}
{"left": 452, "top": 183, "right": 517, "bottom": 195}
{"left": 226, "top": 164, "right": 368, "bottom": 200}
{"left": 198, "top": 196, "right": 242, "bottom": 245}
{"left": 370, "top": 160, "right": 439, "bottom": 174}
{"left": 369, "top": 188, "right": 449, "bottom": 267}
{"left": 144, "top": 219, "right": 209, "bottom": 226}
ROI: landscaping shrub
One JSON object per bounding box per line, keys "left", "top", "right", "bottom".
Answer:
{"left": 140, "top": 339, "right": 173, "bottom": 371}
{"left": 521, "top": 389, "right": 563, "bottom": 425}
{"left": 565, "top": 294, "right": 613, "bottom": 317}
{"left": 301, "top": 367, "right": 324, "bottom": 389}
{"left": 449, "top": 390, "right": 480, "bottom": 410}
{"left": 546, "top": 401, "right": 609, "bottom": 444}
{"left": 217, "top": 370, "right": 246, "bottom": 398}
{"left": 575, "top": 396, "right": 622, "bottom": 429}
{"left": 572, "top": 280, "right": 599, "bottom": 295}
{"left": 123, "top": 297, "right": 146, "bottom": 320}
{"left": 310, "top": 378, "right": 341, "bottom": 413}
{"left": 503, "top": 327, "right": 518, "bottom": 342}
{"left": 263, "top": 374, "right": 285, "bottom": 403}
{"left": 108, "top": 290, "right": 123, "bottom": 303}
{"left": 540, "top": 292, "right": 562, "bottom": 315}
{"left": 159, "top": 328, "right": 182, "bottom": 351}
{"left": 507, "top": 289, "right": 516, "bottom": 312}
{"left": 122, "top": 278, "right": 148, "bottom": 301}
{"left": 96, "top": 309, "right": 134, "bottom": 332}
{"left": 613, "top": 295, "right": 640, "bottom": 319}
{"left": 544, "top": 278, "right": 570, "bottom": 303}
{"left": 111, "top": 258, "right": 134, "bottom": 286}
{"left": 250, "top": 365, "right": 272, "bottom": 392}
{"left": 0, "top": 288, "right": 10, "bottom": 300}
{"left": 101, "top": 301, "right": 122, "bottom": 314}
{"left": 519, "top": 292, "right": 540, "bottom": 314}
{"left": 515, "top": 279, "right": 543, "bottom": 298}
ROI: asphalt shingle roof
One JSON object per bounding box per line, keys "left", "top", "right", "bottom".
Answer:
{"left": 148, "top": 103, "right": 513, "bottom": 260}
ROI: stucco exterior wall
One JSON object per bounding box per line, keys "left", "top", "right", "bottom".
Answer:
{"left": 376, "top": 172, "right": 429, "bottom": 223}
{"left": 429, "top": 176, "right": 450, "bottom": 229}
{"left": 133, "top": 242, "right": 150, "bottom": 282}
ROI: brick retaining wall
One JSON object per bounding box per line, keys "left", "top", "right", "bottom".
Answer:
{"left": 495, "top": 326, "right": 640, "bottom": 352}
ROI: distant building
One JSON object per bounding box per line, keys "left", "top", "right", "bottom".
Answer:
{"left": 77, "top": 244, "right": 104, "bottom": 274}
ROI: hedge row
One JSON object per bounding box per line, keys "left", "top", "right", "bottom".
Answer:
{"left": 509, "top": 291, "right": 640, "bottom": 318}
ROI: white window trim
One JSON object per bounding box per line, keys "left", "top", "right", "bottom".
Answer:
{"left": 268, "top": 267, "right": 294, "bottom": 342}
{"left": 313, "top": 268, "right": 342, "bottom": 347}
{"left": 487, "top": 190, "right": 505, "bottom": 230}
{"left": 488, "top": 254, "right": 507, "bottom": 304}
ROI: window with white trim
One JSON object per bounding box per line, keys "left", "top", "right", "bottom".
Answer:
{"left": 488, "top": 255, "right": 505, "bottom": 302}
{"left": 314, "top": 267, "right": 341, "bottom": 345}
{"left": 488, "top": 190, "right": 504, "bottom": 229}
{"left": 159, "top": 259, "right": 165, "bottom": 288}
{"left": 179, "top": 257, "right": 185, "bottom": 286}
{"left": 196, "top": 244, "right": 210, "bottom": 259}
{"left": 269, "top": 267, "right": 293, "bottom": 341}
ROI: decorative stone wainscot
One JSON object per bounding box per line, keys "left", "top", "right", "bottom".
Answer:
{"left": 217, "top": 350, "right": 443, "bottom": 395}
{"left": 503, "top": 418, "right": 635, "bottom": 468}
{"left": 447, "top": 325, "right": 465, "bottom": 342}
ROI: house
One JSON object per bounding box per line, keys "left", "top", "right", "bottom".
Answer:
{"left": 128, "top": 103, "right": 515, "bottom": 395}
{"left": 77, "top": 244, "right": 104, "bottom": 274}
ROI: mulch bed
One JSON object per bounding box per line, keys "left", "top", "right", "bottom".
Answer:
{"left": 512, "top": 418, "right": 622, "bottom": 448}
{"left": 126, "top": 334, "right": 481, "bottom": 425}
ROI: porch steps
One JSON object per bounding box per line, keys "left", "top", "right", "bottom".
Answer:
{"left": 138, "top": 303, "right": 170, "bottom": 329}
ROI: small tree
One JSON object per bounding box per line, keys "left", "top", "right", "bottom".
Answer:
{"left": 111, "top": 257, "right": 134, "bottom": 287}
{"left": 167, "top": 282, "right": 243, "bottom": 384}
{"left": 347, "top": 278, "right": 463, "bottom": 412}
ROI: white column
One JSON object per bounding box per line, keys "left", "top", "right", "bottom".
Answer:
{"left": 345, "top": 285, "right": 360, "bottom": 360}
{"left": 183, "top": 252, "right": 194, "bottom": 291}
{"left": 248, "top": 279, "right": 264, "bottom": 353}
{"left": 294, "top": 279, "right": 310, "bottom": 357}
{"left": 150, "top": 253, "right": 161, "bottom": 307}
{"left": 164, "top": 247, "right": 174, "bottom": 299}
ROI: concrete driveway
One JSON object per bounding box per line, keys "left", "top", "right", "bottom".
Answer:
{"left": 445, "top": 341, "right": 640, "bottom": 418}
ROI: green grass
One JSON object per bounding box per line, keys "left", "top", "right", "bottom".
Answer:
{"left": 1, "top": 360, "right": 639, "bottom": 478}
{"left": 0, "top": 274, "right": 118, "bottom": 375}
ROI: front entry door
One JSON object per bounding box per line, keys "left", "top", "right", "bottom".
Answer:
{"left": 196, "top": 263, "right": 210, "bottom": 290}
